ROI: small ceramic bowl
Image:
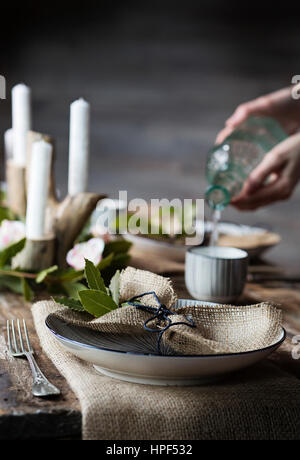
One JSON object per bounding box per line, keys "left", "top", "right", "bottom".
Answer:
{"left": 185, "top": 246, "right": 248, "bottom": 303}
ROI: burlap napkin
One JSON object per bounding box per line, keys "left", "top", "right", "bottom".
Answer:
{"left": 32, "top": 300, "right": 299, "bottom": 440}
{"left": 49, "top": 267, "right": 283, "bottom": 355}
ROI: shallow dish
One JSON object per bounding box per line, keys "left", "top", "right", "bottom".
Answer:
{"left": 45, "top": 299, "right": 285, "bottom": 386}
{"left": 125, "top": 223, "right": 280, "bottom": 263}
{"left": 215, "top": 223, "right": 281, "bottom": 259}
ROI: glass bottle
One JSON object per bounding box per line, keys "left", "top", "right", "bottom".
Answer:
{"left": 205, "top": 116, "right": 287, "bottom": 210}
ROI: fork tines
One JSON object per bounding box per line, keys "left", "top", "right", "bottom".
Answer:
{"left": 7, "top": 319, "right": 33, "bottom": 356}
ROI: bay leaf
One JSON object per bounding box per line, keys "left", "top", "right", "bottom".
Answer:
{"left": 79, "top": 289, "right": 118, "bottom": 317}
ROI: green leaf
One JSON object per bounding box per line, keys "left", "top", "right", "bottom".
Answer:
{"left": 84, "top": 258, "right": 106, "bottom": 292}
{"left": 62, "top": 281, "right": 86, "bottom": 300}
{"left": 52, "top": 268, "right": 85, "bottom": 283}
{"left": 0, "top": 189, "right": 6, "bottom": 204}
{"left": 99, "top": 254, "right": 130, "bottom": 285}
{"left": 47, "top": 284, "right": 66, "bottom": 296}
{"left": 0, "top": 206, "right": 14, "bottom": 224}
{"left": 110, "top": 253, "right": 131, "bottom": 269}
{"left": 79, "top": 289, "right": 118, "bottom": 318}
{"left": 0, "top": 276, "right": 23, "bottom": 294}
{"left": 22, "top": 278, "right": 34, "bottom": 302}
{"left": 97, "top": 252, "right": 114, "bottom": 271}
{"left": 109, "top": 270, "right": 120, "bottom": 305}
{"left": 36, "top": 265, "right": 58, "bottom": 284}
{"left": 53, "top": 296, "right": 85, "bottom": 312}
{"left": 103, "top": 240, "right": 132, "bottom": 257}
{"left": 0, "top": 238, "right": 26, "bottom": 267}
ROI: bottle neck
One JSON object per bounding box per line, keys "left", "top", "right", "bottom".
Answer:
{"left": 205, "top": 185, "right": 231, "bottom": 210}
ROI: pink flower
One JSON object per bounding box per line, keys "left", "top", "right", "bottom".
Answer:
{"left": 0, "top": 220, "right": 25, "bottom": 251}
{"left": 66, "top": 238, "right": 105, "bottom": 271}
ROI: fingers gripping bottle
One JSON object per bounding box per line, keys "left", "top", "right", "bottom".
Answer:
{"left": 205, "top": 117, "right": 287, "bottom": 210}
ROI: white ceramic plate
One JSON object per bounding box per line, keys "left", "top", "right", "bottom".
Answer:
{"left": 125, "top": 222, "right": 279, "bottom": 263}
{"left": 207, "top": 222, "right": 281, "bottom": 259}
{"left": 45, "top": 299, "right": 285, "bottom": 386}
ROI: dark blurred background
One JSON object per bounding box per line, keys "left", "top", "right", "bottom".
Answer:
{"left": 1, "top": 0, "right": 300, "bottom": 268}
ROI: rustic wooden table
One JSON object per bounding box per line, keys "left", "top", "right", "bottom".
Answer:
{"left": 0, "top": 270, "right": 299, "bottom": 440}
{"left": 0, "top": 293, "right": 82, "bottom": 440}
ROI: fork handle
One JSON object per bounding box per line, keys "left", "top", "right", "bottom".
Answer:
{"left": 24, "top": 352, "right": 60, "bottom": 397}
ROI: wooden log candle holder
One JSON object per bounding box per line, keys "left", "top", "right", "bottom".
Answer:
{"left": 6, "top": 130, "right": 105, "bottom": 272}
{"left": 12, "top": 236, "right": 56, "bottom": 271}
{"left": 6, "top": 131, "right": 56, "bottom": 218}
{"left": 6, "top": 161, "right": 27, "bottom": 217}
{"left": 5, "top": 91, "right": 104, "bottom": 272}
{"left": 55, "top": 192, "right": 104, "bottom": 268}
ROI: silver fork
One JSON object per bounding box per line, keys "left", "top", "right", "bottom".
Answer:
{"left": 7, "top": 319, "right": 60, "bottom": 397}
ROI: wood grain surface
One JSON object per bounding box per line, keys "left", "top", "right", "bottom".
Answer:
{"left": 0, "top": 271, "right": 299, "bottom": 440}
{"left": 0, "top": 293, "right": 81, "bottom": 440}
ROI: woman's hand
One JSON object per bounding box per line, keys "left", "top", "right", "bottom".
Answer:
{"left": 231, "top": 132, "right": 300, "bottom": 210}
{"left": 216, "top": 85, "right": 300, "bottom": 144}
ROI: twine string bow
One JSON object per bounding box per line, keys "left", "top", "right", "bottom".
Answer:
{"left": 126, "top": 291, "right": 196, "bottom": 355}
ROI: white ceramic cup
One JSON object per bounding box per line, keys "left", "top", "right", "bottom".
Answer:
{"left": 185, "top": 246, "right": 248, "bottom": 303}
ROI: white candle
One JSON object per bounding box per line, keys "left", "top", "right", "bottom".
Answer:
{"left": 26, "top": 140, "right": 52, "bottom": 240}
{"left": 4, "top": 128, "right": 13, "bottom": 161}
{"left": 68, "top": 98, "right": 90, "bottom": 196}
{"left": 12, "top": 84, "right": 32, "bottom": 167}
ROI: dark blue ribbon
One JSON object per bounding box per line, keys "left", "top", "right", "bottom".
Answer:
{"left": 126, "top": 291, "right": 196, "bottom": 355}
